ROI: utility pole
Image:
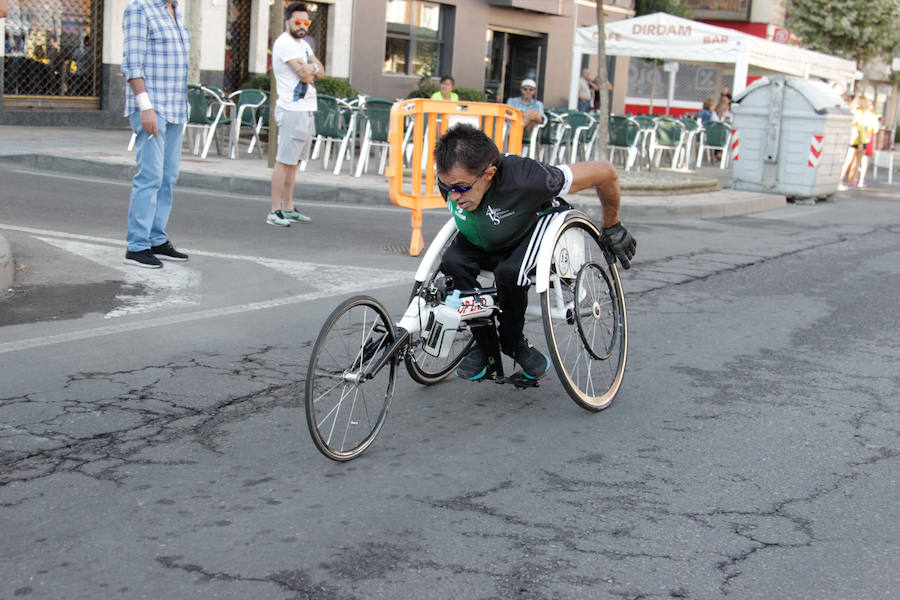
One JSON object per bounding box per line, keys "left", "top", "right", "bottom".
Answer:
{"left": 268, "top": 0, "right": 282, "bottom": 168}
{"left": 184, "top": 0, "right": 202, "bottom": 85}
{"left": 595, "top": 1, "right": 609, "bottom": 161}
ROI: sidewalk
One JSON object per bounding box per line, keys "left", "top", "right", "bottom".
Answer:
{"left": 0, "top": 124, "right": 785, "bottom": 292}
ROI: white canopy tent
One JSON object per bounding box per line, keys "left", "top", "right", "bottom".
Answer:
{"left": 570, "top": 12, "right": 857, "bottom": 110}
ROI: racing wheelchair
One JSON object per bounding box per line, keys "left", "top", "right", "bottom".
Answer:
{"left": 304, "top": 208, "right": 628, "bottom": 461}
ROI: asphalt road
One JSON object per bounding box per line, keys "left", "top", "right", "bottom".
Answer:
{"left": 1, "top": 163, "right": 898, "bottom": 599}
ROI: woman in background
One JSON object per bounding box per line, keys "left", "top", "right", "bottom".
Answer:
{"left": 430, "top": 75, "right": 459, "bottom": 101}
{"left": 714, "top": 97, "right": 732, "bottom": 121}
{"left": 697, "top": 98, "right": 715, "bottom": 124}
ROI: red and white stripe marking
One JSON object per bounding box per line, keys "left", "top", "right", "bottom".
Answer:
{"left": 808, "top": 135, "right": 824, "bottom": 167}
{"left": 730, "top": 129, "right": 740, "bottom": 162}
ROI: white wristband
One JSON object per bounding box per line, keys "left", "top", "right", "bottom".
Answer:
{"left": 311, "top": 63, "right": 319, "bottom": 75}
{"left": 135, "top": 92, "right": 153, "bottom": 111}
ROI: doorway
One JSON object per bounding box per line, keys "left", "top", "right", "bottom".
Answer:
{"left": 484, "top": 29, "right": 546, "bottom": 103}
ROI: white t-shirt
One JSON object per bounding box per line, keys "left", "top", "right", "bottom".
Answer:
{"left": 272, "top": 32, "right": 317, "bottom": 112}
{"left": 578, "top": 77, "right": 591, "bottom": 102}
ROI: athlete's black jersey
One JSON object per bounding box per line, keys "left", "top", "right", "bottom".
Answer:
{"left": 443, "top": 155, "right": 568, "bottom": 253}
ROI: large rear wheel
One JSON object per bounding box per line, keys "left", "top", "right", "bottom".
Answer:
{"left": 540, "top": 215, "right": 627, "bottom": 411}
{"left": 305, "top": 296, "right": 397, "bottom": 461}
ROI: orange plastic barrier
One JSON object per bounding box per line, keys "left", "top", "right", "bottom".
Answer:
{"left": 387, "top": 99, "right": 524, "bottom": 256}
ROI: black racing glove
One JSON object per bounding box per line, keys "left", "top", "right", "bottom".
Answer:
{"left": 600, "top": 222, "right": 636, "bottom": 269}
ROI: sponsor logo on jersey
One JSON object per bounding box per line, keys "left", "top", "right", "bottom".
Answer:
{"left": 485, "top": 205, "right": 514, "bottom": 225}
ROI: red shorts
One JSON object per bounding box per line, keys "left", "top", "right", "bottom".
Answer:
{"left": 865, "top": 140, "right": 875, "bottom": 156}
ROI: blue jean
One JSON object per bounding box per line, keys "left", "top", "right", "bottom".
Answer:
{"left": 577, "top": 100, "right": 591, "bottom": 113}
{"left": 127, "top": 111, "right": 183, "bottom": 252}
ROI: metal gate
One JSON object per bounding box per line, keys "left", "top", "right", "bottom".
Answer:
{"left": 3, "top": 0, "right": 102, "bottom": 107}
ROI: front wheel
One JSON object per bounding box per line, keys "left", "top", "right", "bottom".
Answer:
{"left": 305, "top": 296, "right": 397, "bottom": 461}
{"left": 540, "top": 216, "right": 627, "bottom": 411}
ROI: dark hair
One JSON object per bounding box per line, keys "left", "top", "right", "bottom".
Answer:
{"left": 285, "top": 2, "right": 308, "bottom": 19}
{"left": 439, "top": 75, "right": 454, "bottom": 85}
{"left": 433, "top": 124, "right": 501, "bottom": 174}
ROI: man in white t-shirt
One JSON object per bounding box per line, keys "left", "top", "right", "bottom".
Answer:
{"left": 267, "top": 2, "right": 325, "bottom": 227}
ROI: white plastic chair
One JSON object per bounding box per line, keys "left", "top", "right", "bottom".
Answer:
{"left": 303, "top": 94, "right": 358, "bottom": 174}
{"left": 696, "top": 121, "right": 732, "bottom": 169}
{"left": 355, "top": 97, "right": 393, "bottom": 177}
{"left": 648, "top": 117, "right": 686, "bottom": 169}
{"left": 226, "top": 89, "right": 268, "bottom": 159}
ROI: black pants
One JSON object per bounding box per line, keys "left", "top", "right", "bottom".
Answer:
{"left": 440, "top": 216, "right": 552, "bottom": 356}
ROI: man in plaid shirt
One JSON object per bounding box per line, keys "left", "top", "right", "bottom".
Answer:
{"left": 121, "top": 0, "right": 190, "bottom": 268}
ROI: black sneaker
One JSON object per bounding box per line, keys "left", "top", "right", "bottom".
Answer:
{"left": 456, "top": 344, "right": 494, "bottom": 381}
{"left": 514, "top": 339, "right": 550, "bottom": 380}
{"left": 124, "top": 249, "right": 163, "bottom": 269}
{"left": 150, "top": 240, "right": 189, "bottom": 261}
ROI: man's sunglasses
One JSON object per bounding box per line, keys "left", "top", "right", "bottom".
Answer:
{"left": 293, "top": 18, "right": 312, "bottom": 26}
{"left": 436, "top": 166, "right": 488, "bottom": 194}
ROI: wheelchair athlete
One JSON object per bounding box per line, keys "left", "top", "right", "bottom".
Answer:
{"left": 434, "top": 124, "right": 637, "bottom": 382}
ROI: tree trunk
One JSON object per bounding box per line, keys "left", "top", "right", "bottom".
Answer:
{"left": 268, "top": 1, "right": 282, "bottom": 168}
{"left": 595, "top": 2, "right": 609, "bottom": 161}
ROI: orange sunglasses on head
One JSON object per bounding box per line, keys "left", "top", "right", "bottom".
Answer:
{"left": 293, "top": 18, "right": 311, "bottom": 26}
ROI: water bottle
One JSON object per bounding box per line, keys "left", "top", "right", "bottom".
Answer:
{"left": 423, "top": 290, "right": 462, "bottom": 357}
{"left": 458, "top": 293, "right": 495, "bottom": 319}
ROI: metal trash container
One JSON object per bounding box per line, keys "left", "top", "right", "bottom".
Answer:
{"left": 731, "top": 75, "right": 852, "bottom": 203}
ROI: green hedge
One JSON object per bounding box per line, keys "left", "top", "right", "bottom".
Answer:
{"left": 316, "top": 77, "right": 358, "bottom": 98}
{"left": 243, "top": 75, "right": 271, "bottom": 90}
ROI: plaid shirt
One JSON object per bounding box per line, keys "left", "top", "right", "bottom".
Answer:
{"left": 121, "top": 0, "right": 190, "bottom": 123}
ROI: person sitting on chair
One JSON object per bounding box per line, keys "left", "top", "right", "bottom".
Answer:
{"left": 506, "top": 78, "right": 545, "bottom": 131}
{"left": 434, "top": 124, "right": 636, "bottom": 382}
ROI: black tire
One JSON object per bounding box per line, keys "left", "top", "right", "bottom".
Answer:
{"left": 305, "top": 295, "right": 397, "bottom": 461}
{"left": 540, "top": 215, "right": 627, "bottom": 411}
{"left": 403, "top": 235, "right": 474, "bottom": 385}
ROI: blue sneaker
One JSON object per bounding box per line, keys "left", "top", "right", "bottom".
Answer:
{"left": 514, "top": 339, "right": 550, "bottom": 380}
{"left": 456, "top": 345, "right": 494, "bottom": 381}
{"left": 282, "top": 209, "right": 311, "bottom": 222}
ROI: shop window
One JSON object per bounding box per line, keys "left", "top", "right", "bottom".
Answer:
{"left": 4, "top": 0, "right": 102, "bottom": 104}
{"left": 383, "top": 0, "right": 452, "bottom": 77}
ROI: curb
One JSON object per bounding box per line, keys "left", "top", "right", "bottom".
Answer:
{"left": 1, "top": 153, "right": 787, "bottom": 219}
{"left": 0, "top": 154, "right": 392, "bottom": 206}
{"left": 619, "top": 178, "right": 719, "bottom": 195}
{"left": 0, "top": 233, "right": 13, "bottom": 295}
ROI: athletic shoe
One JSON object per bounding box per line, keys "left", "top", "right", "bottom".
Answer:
{"left": 282, "top": 209, "right": 311, "bottom": 222}
{"left": 857, "top": 182, "right": 868, "bottom": 188}
{"left": 456, "top": 344, "right": 494, "bottom": 381}
{"left": 124, "top": 249, "right": 163, "bottom": 269}
{"left": 267, "top": 210, "right": 291, "bottom": 227}
{"left": 837, "top": 183, "right": 849, "bottom": 191}
{"left": 150, "top": 240, "right": 188, "bottom": 261}
{"left": 514, "top": 338, "right": 550, "bottom": 380}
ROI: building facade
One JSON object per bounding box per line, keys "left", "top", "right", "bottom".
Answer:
{"left": 0, "top": 0, "right": 635, "bottom": 127}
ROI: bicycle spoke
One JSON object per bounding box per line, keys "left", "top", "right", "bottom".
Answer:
{"left": 305, "top": 296, "right": 397, "bottom": 461}
{"left": 541, "top": 215, "right": 627, "bottom": 411}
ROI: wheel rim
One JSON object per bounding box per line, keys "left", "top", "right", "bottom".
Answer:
{"left": 573, "top": 261, "right": 618, "bottom": 361}
{"left": 306, "top": 299, "right": 396, "bottom": 460}
{"left": 542, "top": 217, "right": 627, "bottom": 410}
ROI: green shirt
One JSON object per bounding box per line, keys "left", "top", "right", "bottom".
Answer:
{"left": 444, "top": 155, "right": 568, "bottom": 253}
{"left": 430, "top": 91, "right": 459, "bottom": 101}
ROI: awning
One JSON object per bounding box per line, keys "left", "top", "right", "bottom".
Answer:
{"left": 570, "top": 12, "right": 857, "bottom": 109}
